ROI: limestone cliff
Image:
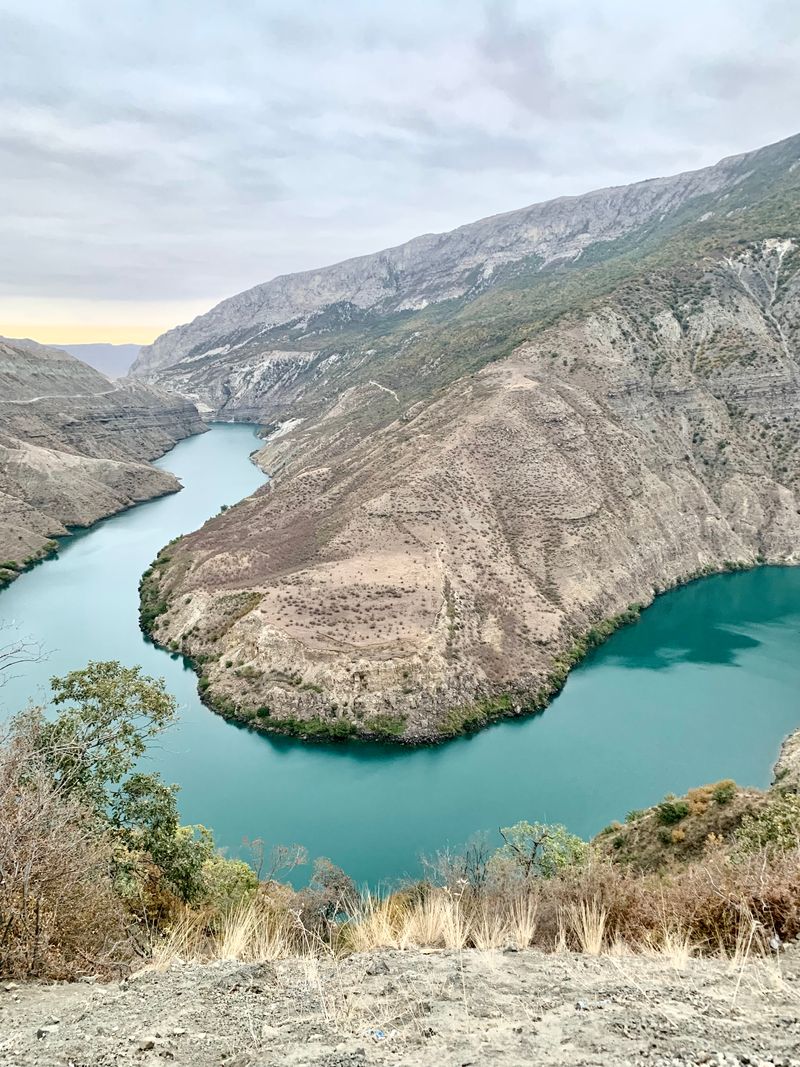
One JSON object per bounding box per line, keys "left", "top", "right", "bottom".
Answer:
{"left": 0, "top": 339, "right": 204, "bottom": 588}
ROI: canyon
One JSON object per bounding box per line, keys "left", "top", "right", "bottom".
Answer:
{"left": 0, "top": 337, "right": 204, "bottom": 589}
{"left": 130, "top": 133, "right": 800, "bottom": 742}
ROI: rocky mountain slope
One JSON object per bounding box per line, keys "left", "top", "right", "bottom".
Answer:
{"left": 136, "top": 134, "right": 800, "bottom": 742}
{"left": 132, "top": 133, "right": 799, "bottom": 424}
{"left": 0, "top": 338, "right": 204, "bottom": 589}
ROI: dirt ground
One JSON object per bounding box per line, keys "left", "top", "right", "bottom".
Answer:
{"left": 2, "top": 947, "right": 800, "bottom": 1067}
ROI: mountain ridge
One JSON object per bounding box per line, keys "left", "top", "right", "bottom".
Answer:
{"left": 132, "top": 132, "right": 799, "bottom": 385}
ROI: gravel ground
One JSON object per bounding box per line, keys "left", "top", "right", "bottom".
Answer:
{"left": 2, "top": 948, "right": 800, "bottom": 1067}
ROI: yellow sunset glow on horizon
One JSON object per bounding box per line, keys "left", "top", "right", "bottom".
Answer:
{"left": 1, "top": 296, "right": 216, "bottom": 348}
{"left": 2, "top": 323, "right": 164, "bottom": 346}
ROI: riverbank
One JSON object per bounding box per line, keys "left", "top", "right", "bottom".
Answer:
{"left": 141, "top": 555, "right": 780, "bottom": 747}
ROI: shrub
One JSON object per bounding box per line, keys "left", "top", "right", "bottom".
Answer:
{"left": 497, "top": 821, "right": 587, "bottom": 879}
{"left": 713, "top": 779, "right": 737, "bottom": 805}
{"left": 0, "top": 720, "right": 131, "bottom": 978}
{"left": 201, "top": 854, "right": 259, "bottom": 914}
{"left": 365, "top": 713, "right": 408, "bottom": 738}
{"left": 657, "top": 798, "right": 690, "bottom": 825}
{"left": 735, "top": 793, "right": 800, "bottom": 854}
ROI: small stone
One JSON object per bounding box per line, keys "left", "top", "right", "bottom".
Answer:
{"left": 36, "top": 1022, "right": 60, "bottom": 1039}
{"left": 365, "top": 958, "right": 390, "bottom": 976}
{"left": 575, "top": 1000, "right": 589, "bottom": 1012}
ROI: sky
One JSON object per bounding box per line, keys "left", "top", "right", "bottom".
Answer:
{"left": 1, "top": 0, "right": 799, "bottom": 345}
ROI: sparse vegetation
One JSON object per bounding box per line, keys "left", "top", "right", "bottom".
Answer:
{"left": 0, "top": 661, "right": 262, "bottom": 979}
{"left": 2, "top": 657, "right": 799, "bottom": 984}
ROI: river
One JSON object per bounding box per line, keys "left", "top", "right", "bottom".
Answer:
{"left": 1, "top": 423, "right": 799, "bottom": 885}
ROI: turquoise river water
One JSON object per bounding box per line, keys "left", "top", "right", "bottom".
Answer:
{"left": 1, "top": 423, "right": 799, "bottom": 885}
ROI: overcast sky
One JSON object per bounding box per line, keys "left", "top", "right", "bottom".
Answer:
{"left": 1, "top": 0, "right": 799, "bottom": 343}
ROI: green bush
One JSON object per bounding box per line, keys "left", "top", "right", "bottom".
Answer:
{"left": 201, "top": 854, "right": 258, "bottom": 914}
{"left": 365, "top": 713, "right": 408, "bottom": 739}
{"left": 657, "top": 798, "right": 690, "bottom": 825}
{"left": 496, "top": 820, "right": 588, "bottom": 879}
{"left": 713, "top": 780, "right": 737, "bottom": 805}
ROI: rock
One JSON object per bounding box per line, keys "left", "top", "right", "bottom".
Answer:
{"left": 365, "top": 959, "right": 390, "bottom": 975}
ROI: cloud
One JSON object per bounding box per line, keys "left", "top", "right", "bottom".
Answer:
{"left": 0, "top": 0, "right": 798, "bottom": 335}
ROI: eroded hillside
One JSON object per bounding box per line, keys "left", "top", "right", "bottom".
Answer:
{"left": 0, "top": 338, "right": 204, "bottom": 588}
{"left": 140, "top": 232, "right": 800, "bottom": 741}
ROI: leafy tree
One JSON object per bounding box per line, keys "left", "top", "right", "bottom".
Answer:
{"left": 497, "top": 821, "right": 587, "bottom": 879}
{"left": 109, "top": 773, "right": 213, "bottom": 903}
{"left": 31, "top": 662, "right": 215, "bottom": 904}
{"left": 40, "top": 661, "right": 176, "bottom": 808}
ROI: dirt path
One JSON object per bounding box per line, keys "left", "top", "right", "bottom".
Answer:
{"left": 1, "top": 388, "right": 120, "bottom": 405}
{"left": 2, "top": 948, "right": 800, "bottom": 1066}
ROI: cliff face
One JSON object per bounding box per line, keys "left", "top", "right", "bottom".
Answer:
{"left": 135, "top": 134, "right": 800, "bottom": 741}
{"left": 0, "top": 339, "right": 204, "bottom": 588}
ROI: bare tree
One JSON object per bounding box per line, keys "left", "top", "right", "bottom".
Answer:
{"left": 0, "top": 621, "right": 46, "bottom": 689}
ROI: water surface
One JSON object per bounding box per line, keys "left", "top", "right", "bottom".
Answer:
{"left": 2, "top": 423, "right": 799, "bottom": 885}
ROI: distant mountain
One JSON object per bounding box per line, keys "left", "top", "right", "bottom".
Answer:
{"left": 56, "top": 342, "right": 140, "bottom": 379}
{"left": 134, "top": 133, "right": 800, "bottom": 743}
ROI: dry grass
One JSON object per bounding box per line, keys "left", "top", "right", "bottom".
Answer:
{"left": 564, "top": 899, "right": 607, "bottom": 955}
{"left": 141, "top": 842, "right": 800, "bottom": 971}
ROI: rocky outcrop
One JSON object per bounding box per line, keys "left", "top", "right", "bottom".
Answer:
{"left": 0, "top": 339, "right": 204, "bottom": 588}
{"left": 774, "top": 731, "right": 800, "bottom": 793}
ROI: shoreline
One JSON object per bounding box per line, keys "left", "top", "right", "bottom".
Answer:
{"left": 0, "top": 424, "right": 207, "bottom": 598}
{"left": 141, "top": 551, "right": 791, "bottom": 748}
